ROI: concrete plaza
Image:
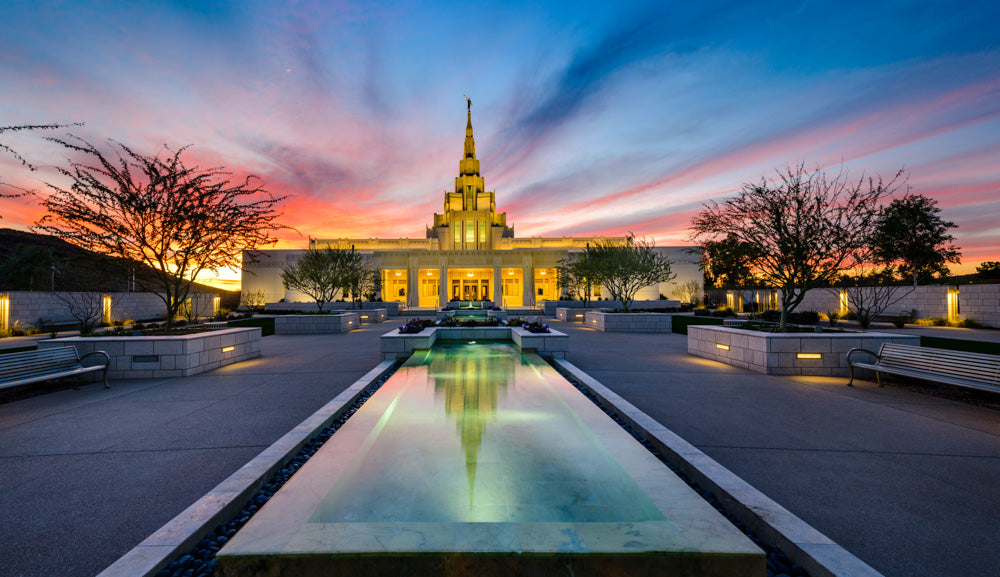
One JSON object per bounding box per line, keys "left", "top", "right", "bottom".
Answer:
{"left": 1, "top": 319, "right": 999, "bottom": 577}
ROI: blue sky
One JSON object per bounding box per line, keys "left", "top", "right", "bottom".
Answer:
{"left": 2, "top": 0, "right": 998, "bottom": 285}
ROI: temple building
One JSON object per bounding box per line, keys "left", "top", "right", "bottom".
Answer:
{"left": 241, "top": 100, "right": 700, "bottom": 308}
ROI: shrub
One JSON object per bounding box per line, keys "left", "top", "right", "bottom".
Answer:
{"left": 791, "top": 310, "right": 820, "bottom": 325}
{"left": 891, "top": 313, "right": 909, "bottom": 328}
{"left": 693, "top": 308, "right": 713, "bottom": 317}
{"left": 915, "top": 317, "right": 948, "bottom": 326}
{"left": 824, "top": 311, "right": 840, "bottom": 327}
{"left": 711, "top": 307, "right": 736, "bottom": 318}
{"left": 213, "top": 308, "right": 231, "bottom": 322}
{"left": 398, "top": 319, "right": 435, "bottom": 334}
{"left": 954, "top": 317, "right": 982, "bottom": 328}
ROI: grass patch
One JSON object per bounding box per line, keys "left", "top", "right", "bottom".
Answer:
{"left": 671, "top": 315, "right": 724, "bottom": 335}
{"left": 227, "top": 317, "right": 275, "bottom": 337}
{"left": 921, "top": 336, "right": 1000, "bottom": 356}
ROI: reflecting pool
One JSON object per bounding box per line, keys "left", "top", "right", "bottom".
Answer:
{"left": 217, "top": 342, "right": 763, "bottom": 577}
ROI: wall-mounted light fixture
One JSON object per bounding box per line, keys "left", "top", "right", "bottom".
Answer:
{"left": 715, "top": 343, "right": 730, "bottom": 351}
{"left": 796, "top": 353, "right": 822, "bottom": 359}
{"left": 222, "top": 346, "right": 235, "bottom": 353}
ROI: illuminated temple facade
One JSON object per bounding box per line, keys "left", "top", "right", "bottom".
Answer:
{"left": 242, "top": 101, "right": 699, "bottom": 308}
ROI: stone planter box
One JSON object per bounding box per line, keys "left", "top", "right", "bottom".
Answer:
{"left": 273, "top": 313, "right": 361, "bottom": 334}
{"left": 38, "top": 327, "right": 262, "bottom": 379}
{"left": 357, "top": 309, "right": 387, "bottom": 324}
{"left": 687, "top": 325, "right": 920, "bottom": 376}
{"left": 583, "top": 311, "right": 674, "bottom": 333}
{"left": 556, "top": 307, "right": 592, "bottom": 322}
{"left": 436, "top": 309, "right": 508, "bottom": 321}
{"left": 380, "top": 326, "right": 568, "bottom": 361}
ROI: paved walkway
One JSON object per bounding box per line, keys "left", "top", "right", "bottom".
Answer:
{"left": 2, "top": 319, "right": 999, "bottom": 577}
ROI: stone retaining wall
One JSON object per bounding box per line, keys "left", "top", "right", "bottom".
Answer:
{"left": 263, "top": 302, "right": 400, "bottom": 316}
{"left": 38, "top": 327, "right": 261, "bottom": 379}
{"left": 2, "top": 291, "right": 218, "bottom": 329}
{"left": 583, "top": 311, "right": 674, "bottom": 333}
{"left": 380, "top": 326, "right": 568, "bottom": 360}
{"left": 687, "top": 325, "right": 919, "bottom": 376}
{"left": 556, "top": 307, "right": 589, "bottom": 322}
{"left": 273, "top": 313, "right": 360, "bottom": 334}
{"left": 358, "top": 309, "right": 387, "bottom": 324}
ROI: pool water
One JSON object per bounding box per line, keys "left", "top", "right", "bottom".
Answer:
{"left": 309, "top": 342, "right": 666, "bottom": 524}
{"left": 217, "top": 342, "right": 763, "bottom": 576}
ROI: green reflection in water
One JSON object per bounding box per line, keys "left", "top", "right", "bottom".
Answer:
{"left": 415, "top": 342, "right": 514, "bottom": 505}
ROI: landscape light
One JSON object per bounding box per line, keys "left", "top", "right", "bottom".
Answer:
{"left": 796, "top": 353, "right": 822, "bottom": 359}
{"left": 716, "top": 343, "right": 730, "bottom": 351}
{"left": 222, "top": 346, "right": 235, "bottom": 353}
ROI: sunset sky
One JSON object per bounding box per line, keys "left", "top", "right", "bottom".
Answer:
{"left": 2, "top": 1, "right": 998, "bottom": 289}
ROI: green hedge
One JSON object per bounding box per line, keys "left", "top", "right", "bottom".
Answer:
{"left": 672, "top": 315, "right": 724, "bottom": 335}
{"left": 921, "top": 336, "right": 1000, "bottom": 356}
{"left": 0, "top": 345, "right": 39, "bottom": 355}
{"left": 227, "top": 317, "right": 275, "bottom": 337}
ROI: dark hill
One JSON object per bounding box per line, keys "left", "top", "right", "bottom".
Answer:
{"left": 0, "top": 228, "right": 230, "bottom": 295}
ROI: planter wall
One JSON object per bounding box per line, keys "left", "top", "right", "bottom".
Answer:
{"left": 264, "top": 302, "right": 400, "bottom": 316}
{"left": 687, "top": 325, "right": 919, "bottom": 376}
{"left": 380, "top": 326, "right": 568, "bottom": 361}
{"left": 583, "top": 311, "right": 674, "bottom": 333}
{"left": 540, "top": 300, "right": 682, "bottom": 316}
{"left": 556, "top": 307, "right": 591, "bottom": 322}
{"left": 38, "top": 327, "right": 262, "bottom": 379}
{"left": 273, "top": 313, "right": 361, "bottom": 334}
{"left": 358, "top": 309, "right": 387, "bottom": 324}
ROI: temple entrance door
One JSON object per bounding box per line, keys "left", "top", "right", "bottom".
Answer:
{"left": 447, "top": 269, "right": 494, "bottom": 303}
{"left": 501, "top": 268, "right": 523, "bottom": 308}
{"left": 381, "top": 270, "right": 407, "bottom": 303}
{"left": 418, "top": 269, "right": 440, "bottom": 308}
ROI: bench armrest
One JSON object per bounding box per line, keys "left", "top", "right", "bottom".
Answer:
{"left": 847, "top": 348, "right": 879, "bottom": 366}
{"left": 79, "top": 351, "right": 111, "bottom": 389}
{"left": 80, "top": 350, "right": 111, "bottom": 367}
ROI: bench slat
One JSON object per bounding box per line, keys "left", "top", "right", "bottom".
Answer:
{"left": 848, "top": 343, "right": 1000, "bottom": 389}
{"left": 0, "top": 346, "right": 109, "bottom": 390}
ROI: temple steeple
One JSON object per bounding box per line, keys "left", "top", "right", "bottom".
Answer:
{"left": 460, "top": 96, "right": 479, "bottom": 176}
{"left": 428, "top": 97, "right": 509, "bottom": 249}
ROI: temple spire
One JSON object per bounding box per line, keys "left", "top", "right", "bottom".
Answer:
{"left": 460, "top": 97, "right": 479, "bottom": 177}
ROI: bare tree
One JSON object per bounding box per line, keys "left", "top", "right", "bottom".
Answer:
{"left": 691, "top": 164, "right": 900, "bottom": 330}
{"left": 50, "top": 291, "right": 103, "bottom": 334}
{"left": 281, "top": 247, "right": 353, "bottom": 312}
{"left": 36, "top": 137, "right": 286, "bottom": 327}
{"left": 671, "top": 279, "right": 702, "bottom": 305}
{"left": 1, "top": 123, "right": 82, "bottom": 206}
{"left": 346, "top": 253, "right": 381, "bottom": 309}
{"left": 587, "top": 236, "right": 675, "bottom": 312}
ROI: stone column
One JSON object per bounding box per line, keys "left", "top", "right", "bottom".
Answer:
{"left": 406, "top": 262, "right": 419, "bottom": 308}
{"left": 492, "top": 260, "right": 502, "bottom": 305}
{"left": 523, "top": 256, "right": 535, "bottom": 307}
{"left": 439, "top": 264, "right": 449, "bottom": 308}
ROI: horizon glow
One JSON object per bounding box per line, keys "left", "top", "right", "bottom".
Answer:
{"left": 2, "top": 1, "right": 998, "bottom": 289}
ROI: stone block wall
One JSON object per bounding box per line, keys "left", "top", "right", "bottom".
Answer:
{"left": 273, "top": 313, "right": 361, "bottom": 334}
{"left": 2, "top": 291, "right": 221, "bottom": 329}
{"left": 38, "top": 327, "right": 262, "bottom": 378}
{"left": 687, "top": 325, "right": 920, "bottom": 377}
{"left": 263, "top": 301, "right": 400, "bottom": 316}
{"left": 583, "top": 311, "right": 673, "bottom": 333}
{"left": 556, "top": 308, "right": 588, "bottom": 322}
{"left": 954, "top": 284, "right": 1000, "bottom": 327}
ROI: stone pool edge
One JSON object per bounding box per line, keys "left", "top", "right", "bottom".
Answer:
{"left": 552, "top": 358, "right": 884, "bottom": 577}
{"left": 95, "top": 360, "right": 398, "bottom": 577}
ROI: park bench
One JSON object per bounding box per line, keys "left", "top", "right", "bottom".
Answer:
{"left": 38, "top": 316, "right": 80, "bottom": 331}
{"left": 847, "top": 342, "right": 1000, "bottom": 393}
{"left": 0, "top": 346, "right": 111, "bottom": 391}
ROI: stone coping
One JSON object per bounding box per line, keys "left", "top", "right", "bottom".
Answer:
{"left": 96, "top": 360, "right": 399, "bottom": 577}
{"left": 554, "top": 359, "right": 884, "bottom": 577}
{"left": 687, "top": 325, "right": 920, "bottom": 376}
{"left": 38, "top": 327, "right": 262, "bottom": 378}
{"left": 380, "top": 326, "right": 567, "bottom": 360}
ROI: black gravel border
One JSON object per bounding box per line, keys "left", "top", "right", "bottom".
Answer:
{"left": 153, "top": 362, "right": 401, "bottom": 577}
{"left": 549, "top": 361, "right": 810, "bottom": 577}
{"left": 155, "top": 353, "right": 807, "bottom": 577}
